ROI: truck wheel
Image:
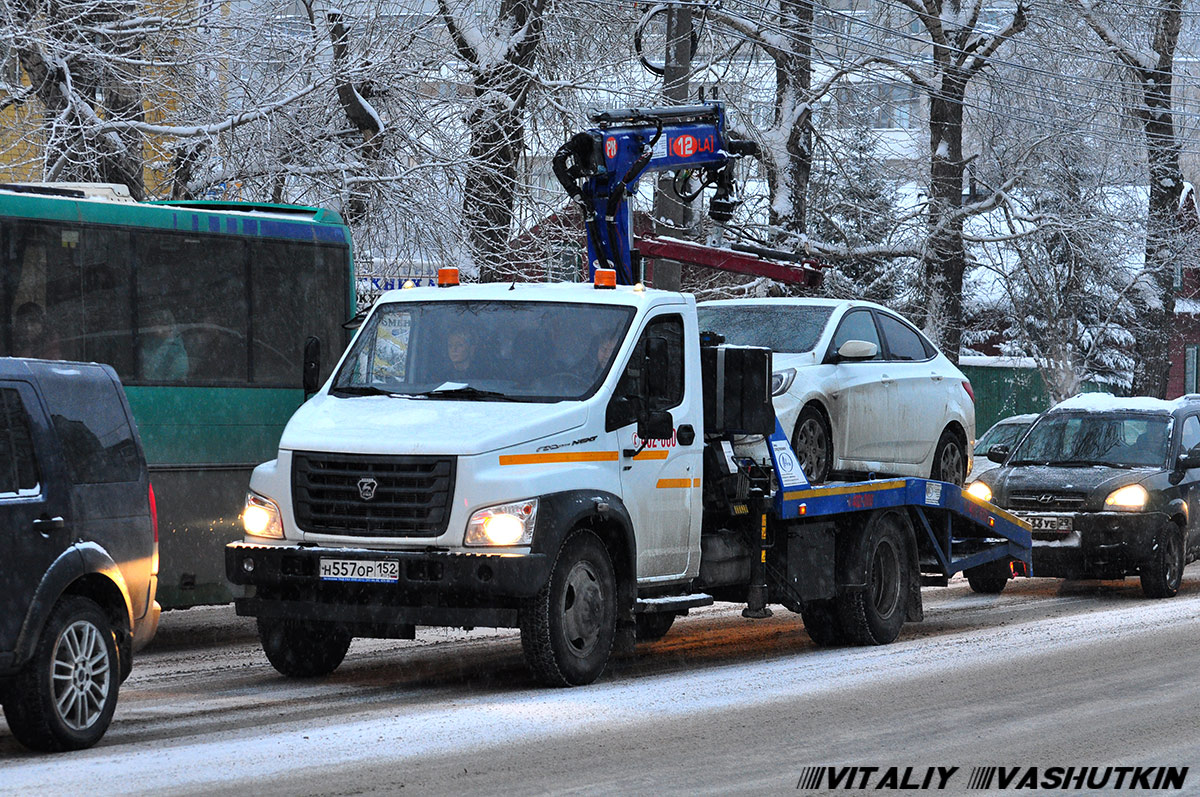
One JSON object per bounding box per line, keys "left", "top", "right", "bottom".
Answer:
{"left": 1141, "top": 525, "right": 1185, "bottom": 599}
{"left": 836, "top": 512, "right": 911, "bottom": 645}
{"left": 2, "top": 596, "right": 120, "bottom": 752}
{"left": 792, "top": 406, "right": 832, "bottom": 484}
{"left": 520, "top": 530, "right": 617, "bottom": 686}
{"left": 800, "top": 600, "right": 844, "bottom": 647}
{"left": 966, "top": 560, "right": 1010, "bottom": 594}
{"left": 257, "top": 618, "right": 351, "bottom": 678}
{"left": 634, "top": 612, "right": 675, "bottom": 643}
{"left": 931, "top": 429, "right": 966, "bottom": 486}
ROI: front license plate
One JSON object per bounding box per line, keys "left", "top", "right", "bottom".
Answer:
{"left": 1022, "top": 514, "right": 1073, "bottom": 533}
{"left": 319, "top": 558, "right": 400, "bottom": 583}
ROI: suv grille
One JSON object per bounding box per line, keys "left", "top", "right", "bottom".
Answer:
{"left": 1008, "top": 491, "right": 1087, "bottom": 511}
{"left": 292, "top": 452, "right": 456, "bottom": 537}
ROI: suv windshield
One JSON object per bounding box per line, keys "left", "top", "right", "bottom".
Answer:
{"left": 1009, "top": 412, "right": 1171, "bottom": 469}
{"left": 333, "top": 300, "right": 636, "bottom": 402}
{"left": 696, "top": 304, "right": 833, "bottom": 353}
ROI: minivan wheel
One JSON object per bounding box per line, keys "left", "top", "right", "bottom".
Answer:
{"left": 1141, "top": 525, "right": 1185, "bottom": 599}
{"left": 2, "top": 596, "right": 120, "bottom": 752}
{"left": 792, "top": 406, "right": 832, "bottom": 484}
{"left": 931, "top": 429, "right": 966, "bottom": 486}
{"left": 257, "top": 618, "right": 352, "bottom": 677}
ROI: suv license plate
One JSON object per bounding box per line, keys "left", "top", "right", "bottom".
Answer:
{"left": 1024, "top": 515, "right": 1073, "bottom": 533}
{"left": 319, "top": 558, "right": 400, "bottom": 583}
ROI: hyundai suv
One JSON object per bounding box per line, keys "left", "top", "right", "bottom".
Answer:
{"left": 966, "top": 394, "right": 1200, "bottom": 598}
{"left": 0, "top": 359, "right": 159, "bottom": 751}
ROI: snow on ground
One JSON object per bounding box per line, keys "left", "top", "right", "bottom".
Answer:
{"left": 3, "top": 593, "right": 1199, "bottom": 796}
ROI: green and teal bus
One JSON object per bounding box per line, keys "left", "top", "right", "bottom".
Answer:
{"left": 0, "top": 184, "right": 354, "bottom": 608}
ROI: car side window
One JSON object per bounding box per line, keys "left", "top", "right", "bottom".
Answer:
{"left": 0, "top": 387, "right": 41, "bottom": 495}
{"left": 877, "top": 314, "right": 929, "bottom": 361}
{"left": 1181, "top": 415, "right": 1200, "bottom": 454}
{"left": 830, "top": 310, "right": 881, "bottom": 359}
{"left": 606, "top": 314, "right": 684, "bottom": 429}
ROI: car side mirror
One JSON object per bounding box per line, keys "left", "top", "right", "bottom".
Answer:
{"left": 1176, "top": 449, "right": 1200, "bottom": 472}
{"left": 637, "top": 409, "right": 674, "bottom": 442}
{"left": 303, "top": 336, "right": 322, "bottom": 396}
{"left": 835, "top": 340, "right": 878, "bottom": 362}
{"left": 987, "top": 444, "right": 1010, "bottom": 464}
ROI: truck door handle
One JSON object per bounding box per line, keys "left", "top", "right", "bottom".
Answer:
{"left": 677, "top": 425, "right": 696, "bottom": 446}
{"left": 33, "top": 516, "right": 64, "bottom": 532}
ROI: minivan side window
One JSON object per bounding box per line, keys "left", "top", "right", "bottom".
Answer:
{"left": 0, "top": 388, "right": 40, "bottom": 494}
{"left": 37, "top": 367, "right": 139, "bottom": 484}
{"left": 831, "top": 310, "right": 881, "bottom": 359}
{"left": 877, "top": 314, "right": 929, "bottom": 361}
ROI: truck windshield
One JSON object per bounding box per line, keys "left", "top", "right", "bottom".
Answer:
{"left": 332, "top": 300, "right": 637, "bottom": 402}
{"left": 1008, "top": 412, "right": 1171, "bottom": 469}
{"left": 696, "top": 304, "right": 833, "bottom": 353}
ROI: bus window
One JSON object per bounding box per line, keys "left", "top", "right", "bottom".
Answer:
{"left": 135, "top": 232, "right": 248, "bottom": 385}
{"left": 251, "top": 240, "right": 349, "bottom": 386}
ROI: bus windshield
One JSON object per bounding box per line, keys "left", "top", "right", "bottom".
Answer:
{"left": 334, "top": 300, "right": 637, "bottom": 402}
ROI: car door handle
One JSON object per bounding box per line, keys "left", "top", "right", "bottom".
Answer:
{"left": 32, "top": 516, "right": 64, "bottom": 532}
{"left": 881, "top": 376, "right": 895, "bottom": 385}
{"left": 930, "top": 373, "right": 944, "bottom": 382}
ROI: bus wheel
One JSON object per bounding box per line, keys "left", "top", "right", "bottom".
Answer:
{"left": 837, "top": 512, "right": 911, "bottom": 645}
{"left": 521, "top": 530, "right": 616, "bottom": 686}
{"left": 257, "top": 618, "right": 351, "bottom": 678}
{"left": 2, "top": 596, "right": 119, "bottom": 751}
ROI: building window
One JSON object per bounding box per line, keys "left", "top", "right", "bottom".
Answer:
{"left": 1186, "top": 344, "right": 1198, "bottom": 394}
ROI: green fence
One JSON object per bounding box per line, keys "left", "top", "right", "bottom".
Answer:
{"left": 960, "top": 358, "right": 1118, "bottom": 433}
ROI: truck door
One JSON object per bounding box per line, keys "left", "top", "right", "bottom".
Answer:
{"left": 608, "top": 311, "right": 699, "bottom": 581}
{"left": 0, "top": 381, "right": 69, "bottom": 655}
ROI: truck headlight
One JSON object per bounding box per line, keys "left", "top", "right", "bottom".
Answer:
{"left": 966, "top": 480, "right": 992, "bottom": 503}
{"left": 465, "top": 499, "right": 538, "bottom": 547}
{"left": 771, "top": 368, "right": 797, "bottom": 396}
{"left": 243, "top": 493, "right": 284, "bottom": 539}
{"left": 1105, "top": 484, "right": 1149, "bottom": 511}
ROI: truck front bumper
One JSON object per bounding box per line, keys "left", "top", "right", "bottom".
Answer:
{"left": 225, "top": 542, "right": 551, "bottom": 631}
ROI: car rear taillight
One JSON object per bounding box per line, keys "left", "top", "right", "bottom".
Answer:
{"left": 962, "top": 379, "right": 975, "bottom": 403}
{"left": 148, "top": 482, "right": 159, "bottom": 543}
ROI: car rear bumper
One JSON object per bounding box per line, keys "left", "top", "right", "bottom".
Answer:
{"left": 1022, "top": 511, "right": 1167, "bottom": 579}
{"left": 225, "top": 542, "right": 551, "bottom": 632}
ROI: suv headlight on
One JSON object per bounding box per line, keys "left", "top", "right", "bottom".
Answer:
{"left": 1105, "top": 484, "right": 1149, "bottom": 511}
{"left": 771, "top": 368, "right": 797, "bottom": 396}
{"left": 966, "top": 481, "right": 992, "bottom": 503}
{"left": 465, "top": 499, "right": 539, "bottom": 546}
{"left": 242, "top": 492, "right": 284, "bottom": 539}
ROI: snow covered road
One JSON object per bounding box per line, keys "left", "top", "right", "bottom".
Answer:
{"left": 3, "top": 571, "right": 1200, "bottom": 795}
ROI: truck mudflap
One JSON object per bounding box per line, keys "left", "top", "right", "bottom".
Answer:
{"left": 225, "top": 543, "right": 551, "bottom": 629}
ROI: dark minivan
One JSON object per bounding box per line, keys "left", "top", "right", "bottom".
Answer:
{"left": 0, "top": 359, "right": 159, "bottom": 751}
{"left": 967, "top": 394, "right": 1200, "bottom": 598}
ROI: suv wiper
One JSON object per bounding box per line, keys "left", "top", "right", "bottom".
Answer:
{"left": 1046, "top": 459, "right": 1130, "bottom": 468}
{"left": 330, "top": 385, "right": 404, "bottom": 397}
{"left": 421, "top": 385, "right": 527, "bottom": 402}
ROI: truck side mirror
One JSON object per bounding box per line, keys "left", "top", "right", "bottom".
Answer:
{"left": 834, "top": 340, "right": 878, "bottom": 362}
{"left": 637, "top": 409, "right": 674, "bottom": 442}
{"left": 987, "top": 444, "right": 1010, "bottom": 464}
{"left": 303, "top": 336, "right": 321, "bottom": 396}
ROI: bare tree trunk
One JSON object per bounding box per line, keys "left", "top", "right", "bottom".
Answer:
{"left": 651, "top": 4, "right": 694, "bottom": 291}
{"left": 766, "top": 0, "right": 813, "bottom": 241}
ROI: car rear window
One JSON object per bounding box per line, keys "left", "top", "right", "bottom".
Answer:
{"left": 697, "top": 305, "right": 834, "bottom": 353}
{"left": 37, "top": 365, "right": 140, "bottom": 484}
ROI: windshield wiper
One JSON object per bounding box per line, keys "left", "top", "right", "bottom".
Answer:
{"left": 420, "top": 385, "right": 528, "bottom": 402}
{"left": 1045, "top": 459, "right": 1131, "bottom": 468}
{"left": 330, "top": 385, "right": 405, "bottom": 397}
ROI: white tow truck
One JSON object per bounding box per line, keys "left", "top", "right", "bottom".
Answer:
{"left": 226, "top": 269, "right": 1031, "bottom": 686}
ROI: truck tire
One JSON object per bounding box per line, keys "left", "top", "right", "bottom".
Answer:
{"left": 966, "top": 560, "right": 1010, "bottom": 594}
{"left": 634, "top": 612, "right": 676, "bottom": 643}
{"left": 257, "top": 618, "right": 351, "bottom": 678}
{"left": 800, "top": 600, "right": 844, "bottom": 647}
{"left": 792, "top": 406, "right": 832, "bottom": 484}
{"left": 836, "top": 512, "right": 911, "bottom": 645}
{"left": 2, "top": 596, "right": 120, "bottom": 752}
{"left": 1141, "top": 524, "right": 1185, "bottom": 599}
{"left": 520, "top": 530, "right": 617, "bottom": 686}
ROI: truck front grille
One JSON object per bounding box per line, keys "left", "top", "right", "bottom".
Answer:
{"left": 292, "top": 452, "right": 456, "bottom": 537}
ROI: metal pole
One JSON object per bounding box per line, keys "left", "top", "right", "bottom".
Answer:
{"left": 650, "top": 3, "right": 694, "bottom": 291}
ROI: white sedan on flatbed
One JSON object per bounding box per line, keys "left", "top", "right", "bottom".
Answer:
{"left": 696, "top": 298, "right": 975, "bottom": 484}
